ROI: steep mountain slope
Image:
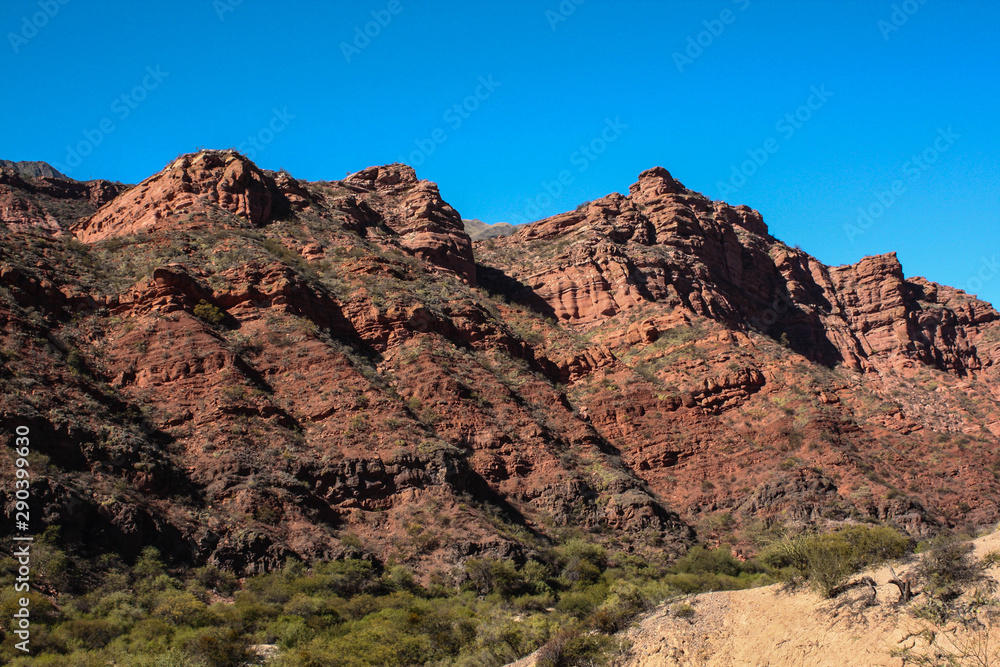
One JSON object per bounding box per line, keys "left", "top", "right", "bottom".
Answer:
{"left": 1, "top": 151, "right": 999, "bottom": 577}
{"left": 477, "top": 166, "right": 1000, "bottom": 542}
{"left": 0, "top": 151, "right": 687, "bottom": 575}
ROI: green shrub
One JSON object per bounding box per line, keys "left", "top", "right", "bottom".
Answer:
{"left": 757, "top": 536, "right": 809, "bottom": 572}
{"left": 192, "top": 564, "right": 238, "bottom": 596}
{"left": 312, "top": 559, "right": 379, "bottom": 598}
{"left": 758, "top": 524, "right": 911, "bottom": 597}
{"left": 836, "top": 524, "right": 913, "bottom": 566}
{"left": 92, "top": 590, "right": 144, "bottom": 623}
{"left": 178, "top": 627, "right": 253, "bottom": 667}
{"left": 463, "top": 558, "right": 524, "bottom": 597}
{"left": 554, "top": 589, "right": 600, "bottom": 619}
{"left": 193, "top": 300, "right": 227, "bottom": 325}
{"left": 66, "top": 348, "right": 88, "bottom": 375}
{"left": 153, "top": 590, "right": 209, "bottom": 626}
{"left": 457, "top": 612, "right": 553, "bottom": 666}
{"left": 589, "top": 581, "right": 650, "bottom": 633}
{"left": 9, "top": 650, "right": 107, "bottom": 667}
{"left": 555, "top": 540, "right": 607, "bottom": 585}
{"left": 661, "top": 545, "right": 765, "bottom": 594}
{"left": 535, "top": 626, "right": 625, "bottom": 667}
{"left": 107, "top": 648, "right": 190, "bottom": 667}
{"left": 134, "top": 547, "right": 166, "bottom": 579}
{"left": 673, "top": 545, "right": 742, "bottom": 577}
{"left": 267, "top": 614, "right": 316, "bottom": 649}
{"left": 802, "top": 535, "right": 854, "bottom": 598}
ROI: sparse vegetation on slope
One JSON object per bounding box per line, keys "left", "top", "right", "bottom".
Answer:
{"left": 4, "top": 152, "right": 1000, "bottom": 664}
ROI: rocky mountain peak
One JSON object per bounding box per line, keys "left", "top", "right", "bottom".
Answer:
{"left": 343, "top": 163, "right": 419, "bottom": 191}
{"left": 628, "top": 165, "right": 686, "bottom": 200}
{"left": 73, "top": 150, "right": 277, "bottom": 242}
{"left": 340, "top": 162, "right": 477, "bottom": 284}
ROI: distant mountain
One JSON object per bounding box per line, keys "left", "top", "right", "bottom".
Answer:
{"left": 0, "top": 159, "right": 68, "bottom": 179}
{"left": 463, "top": 217, "right": 515, "bottom": 241}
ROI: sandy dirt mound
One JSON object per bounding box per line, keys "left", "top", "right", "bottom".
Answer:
{"left": 618, "top": 531, "right": 1000, "bottom": 666}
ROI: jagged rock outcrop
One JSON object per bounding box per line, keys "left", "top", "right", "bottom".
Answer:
{"left": 342, "top": 164, "right": 477, "bottom": 283}
{"left": 483, "top": 167, "right": 773, "bottom": 326}
{"left": 74, "top": 150, "right": 277, "bottom": 241}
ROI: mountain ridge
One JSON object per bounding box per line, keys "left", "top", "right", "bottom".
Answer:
{"left": 0, "top": 159, "right": 67, "bottom": 179}
{"left": 1, "top": 149, "right": 999, "bottom": 579}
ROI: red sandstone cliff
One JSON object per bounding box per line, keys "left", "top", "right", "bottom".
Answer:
{"left": 1, "top": 152, "right": 998, "bottom": 575}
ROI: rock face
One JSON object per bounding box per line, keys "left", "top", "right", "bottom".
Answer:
{"left": 1, "top": 152, "right": 999, "bottom": 577}
{"left": 342, "top": 164, "right": 477, "bottom": 283}
{"left": 0, "top": 167, "right": 129, "bottom": 232}
{"left": 483, "top": 167, "right": 772, "bottom": 327}
{"left": 479, "top": 167, "right": 999, "bottom": 376}
{"left": 75, "top": 150, "right": 278, "bottom": 241}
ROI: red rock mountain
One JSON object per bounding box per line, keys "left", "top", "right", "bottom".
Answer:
{"left": 2, "top": 150, "right": 999, "bottom": 575}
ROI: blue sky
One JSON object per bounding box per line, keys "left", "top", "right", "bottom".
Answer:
{"left": 2, "top": 0, "right": 998, "bottom": 306}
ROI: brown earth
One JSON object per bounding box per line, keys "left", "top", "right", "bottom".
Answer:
{"left": 617, "top": 530, "right": 1000, "bottom": 667}
{"left": 504, "top": 531, "right": 1000, "bottom": 667}
{"left": 1, "top": 150, "right": 999, "bottom": 578}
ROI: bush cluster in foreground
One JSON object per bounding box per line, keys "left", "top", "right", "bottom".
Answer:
{"left": 0, "top": 525, "right": 918, "bottom": 666}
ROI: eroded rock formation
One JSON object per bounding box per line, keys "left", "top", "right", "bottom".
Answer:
{"left": 1, "top": 153, "right": 998, "bottom": 576}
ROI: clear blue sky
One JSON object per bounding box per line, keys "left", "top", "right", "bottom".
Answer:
{"left": 2, "top": 0, "right": 998, "bottom": 306}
